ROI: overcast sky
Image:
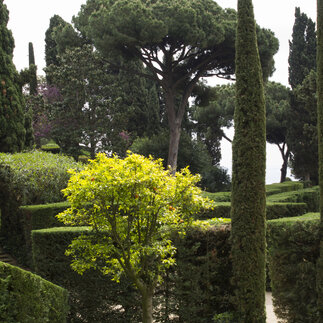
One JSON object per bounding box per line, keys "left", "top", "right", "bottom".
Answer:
{"left": 4, "top": 0, "right": 318, "bottom": 183}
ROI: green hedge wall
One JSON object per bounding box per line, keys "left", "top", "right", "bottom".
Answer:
{"left": 32, "top": 224, "right": 234, "bottom": 323}
{"left": 199, "top": 202, "right": 307, "bottom": 220}
{"left": 267, "top": 186, "right": 319, "bottom": 211}
{"left": 202, "top": 181, "right": 304, "bottom": 202}
{"left": 267, "top": 213, "right": 320, "bottom": 322}
{"left": 0, "top": 261, "right": 69, "bottom": 323}
{"left": 265, "top": 181, "right": 304, "bottom": 196}
{"left": 19, "top": 202, "right": 69, "bottom": 267}
{"left": 0, "top": 151, "right": 80, "bottom": 262}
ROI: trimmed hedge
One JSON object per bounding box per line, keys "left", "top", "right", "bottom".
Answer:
{"left": 0, "top": 261, "right": 69, "bottom": 323}
{"left": 267, "top": 186, "right": 319, "bottom": 211}
{"left": 19, "top": 202, "right": 69, "bottom": 267}
{"left": 199, "top": 202, "right": 307, "bottom": 220}
{"left": 265, "top": 181, "right": 304, "bottom": 196}
{"left": 0, "top": 151, "right": 81, "bottom": 262}
{"left": 202, "top": 181, "right": 304, "bottom": 202}
{"left": 32, "top": 224, "right": 234, "bottom": 323}
{"left": 267, "top": 213, "right": 320, "bottom": 322}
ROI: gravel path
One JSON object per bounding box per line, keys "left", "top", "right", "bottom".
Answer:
{"left": 266, "top": 292, "right": 279, "bottom": 323}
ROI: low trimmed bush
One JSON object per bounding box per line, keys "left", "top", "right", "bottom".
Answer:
{"left": 19, "top": 202, "right": 69, "bottom": 266}
{"left": 32, "top": 223, "right": 234, "bottom": 323}
{"left": 0, "top": 261, "right": 69, "bottom": 323}
{"left": 267, "top": 213, "right": 320, "bottom": 322}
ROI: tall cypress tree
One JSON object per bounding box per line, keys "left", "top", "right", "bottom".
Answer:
{"left": 287, "top": 8, "right": 317, "bottom": 182}
{"left": 316, "top": 0, "right": 323, "bottom": 318}
{"left": 231, "top": 0, "right": 266, "bottom": 321}
{"left": 289, "top": 7, "right": 316, "bottom": 90}
{"left": 28, "top": 42, "right": 37, "bottom": 95}
{"left": 0, "top": 0, "right": 25, "bottom": 152}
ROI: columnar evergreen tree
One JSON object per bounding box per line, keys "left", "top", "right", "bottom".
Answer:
{"left": 28, "top": 42, "right": 37, "bottom": 95}
{"left": 289, "top": 7, "right": 316, "bottom": 90}
{"left": 0, "top": 0, "right": 26, "bottom": 152}
{"left": 316, "top": 0, "right": 323, "bottom": 318}
{"left": 231, "top": 0, "right": 266, "bottom": 321}
{"left": 287, "top": 7, "right": 317, "bottom": 182}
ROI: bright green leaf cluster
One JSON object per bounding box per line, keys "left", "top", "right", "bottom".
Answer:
{"left": 57, "top": 152, "right": 214, "bottom": 286}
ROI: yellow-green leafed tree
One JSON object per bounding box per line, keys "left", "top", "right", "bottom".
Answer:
{"left": 57, "top": 152, "right": 214, "bottom": 323}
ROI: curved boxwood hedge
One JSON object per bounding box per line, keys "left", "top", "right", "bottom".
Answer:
{"left": 0, "top": 261, "right": 68, "bottom": 323}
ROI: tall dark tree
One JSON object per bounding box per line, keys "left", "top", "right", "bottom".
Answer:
{"left": 289, "top": 7, "right": 316, "bottom": 90}
{"left": 74, "top": 0, "right": 278, "bottom": 172}
{"left": 0, "top": 0, "right": 26, "bottom": 152}
{"left": 231, "top": 0, "right": 266, "bottom": 321}
{"left": 316, "top": 0, "right": 323, "bottom": 318}
{"left": 289, "top": 71, "right": 318, "bottom": 183}
{"left": 28, "top": 42, "right": 37, "bottom": 95}
{"left": 287, "top": 7, "right": 317, "bottom": 182}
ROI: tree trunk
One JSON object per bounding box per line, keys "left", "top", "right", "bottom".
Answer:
{"left": 279, "top": 146, "right": 290, "bottom": 183}
{"left": 316, "top": 0, "right": 323, "bottom": 319}
{"left": 231, "top": 0, "right": 266, "bottom": 321}
{"left": 141, "top": 288, "right": 154, "bottom": 323}
{"left": 167, "top": 122, "right": 181, "bottom": 174}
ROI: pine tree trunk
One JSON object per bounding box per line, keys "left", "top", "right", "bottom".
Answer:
{"left": 231, "top": 0, "right": 266, "bottom": 321}
{"left": 316, "top": 0, "right": 323, "bottom": 319}
{"left": 280, "top": 149, "right": 289, "bottom": 183}
{"left": 168, "top": 122, "right": 181, "bottom": 174}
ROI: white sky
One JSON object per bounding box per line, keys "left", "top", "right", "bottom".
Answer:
{"left": 4, "top": 0, "right": 318, "bottom": 183}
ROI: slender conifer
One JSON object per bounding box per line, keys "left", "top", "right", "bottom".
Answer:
{"left": 231, "top": 0, "right": 266, "bottom": 321}
{"left": 316, "top": 0, "right": 323, "bottom": 319}
{"left": 0, "top": 0, "right": 25, "bottom": 152}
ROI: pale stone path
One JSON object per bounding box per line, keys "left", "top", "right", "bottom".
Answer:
{"left": 266, "top": 291, "right": 279, "bottom": 323}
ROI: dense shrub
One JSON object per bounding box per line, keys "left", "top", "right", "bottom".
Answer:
{"left": 0, "top": 261, "right": 69, "bottom": 323}
{"left": 0, "top": 151, "right": 81, "bottom": 205}
{"left": 267, "top": 186, "right": 319, "bottom": 211}
{"left": 0, "top": 151, "right": 81, "bottom": 262}
{"left": 32, "top": 223, "right": 234, "bottom": 323}
{"left": 267, "top": 213, "right": 320, "bottom": 322}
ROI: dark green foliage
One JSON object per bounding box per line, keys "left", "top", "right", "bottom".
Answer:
{"left": 32, "top": 224, "right": 234, "bottom": 322}
{"left": 28, "top": 42, "right": 37, "bottom": 95}
{"left": 287, "top": 8, "right": 317, "bottom": 183}
{"left": 0, "top": 0, "right": 26, "bottom": 152}
{"left": 0, "top": 261, "right": 69, "bottom": 323}
{"left": 288, "top": 71, "right": 318, "bottom": 183}
{"left": 130, "top": 130, "right": 231, "bottom": 192}
{"left": 316, "top": 0, "right": 323, "bottom": 318}
{"left": 288, "top": 7, "right": 316, "bottom": 90}
{"left": 0, "top": 151, "right": 81, "bottom": 263}
{"left": 231, "top": 0, "right": 267, "bottom": 320}
{"left": 267, "top": 213, "right": 320, "bottom": 322}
